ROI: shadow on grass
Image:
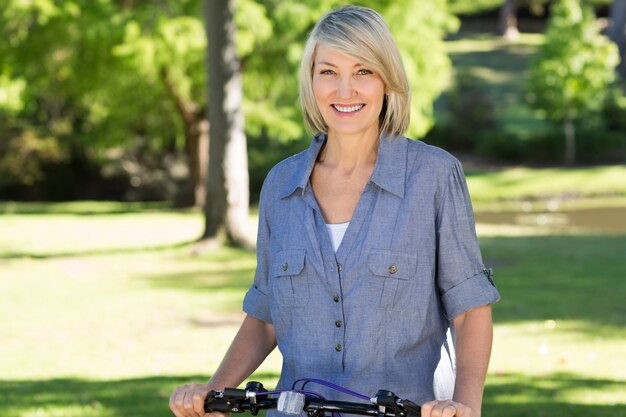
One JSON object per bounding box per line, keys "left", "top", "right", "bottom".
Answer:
{"left": 483, "top": 372, "right": 626, "bottom": 417}
{"left": 0, "top": 201, "right": 174, "bottom": 215}
{"left": 0, "top": 372, "right": 623, "bottom": 417}
{"left": 0, "top": 240, "right": 199, "bottom": 260}
{"left": 146, "top": 268, "right": 256, "bottom": 292}
{"left": 0, "top": 373, "right": 279, "bottom": 417}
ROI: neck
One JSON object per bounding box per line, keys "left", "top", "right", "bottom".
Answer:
{"left": 319, "top": 131, "right": 379, "bottom": 173}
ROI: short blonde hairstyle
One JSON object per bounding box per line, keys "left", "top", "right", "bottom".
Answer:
{"left": 299, "top": 5, "right": 410, "bottom": 138}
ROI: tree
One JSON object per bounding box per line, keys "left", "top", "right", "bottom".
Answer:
{"left": 111, "top": 6, "right": 210, "bottom": 206}
{"left": 0, "top": 1, "right": 203, "bottom": 201}
{"left": 498, "top": 0, "right": 520, "bottom": 41}
{"left": 608, "top": 0, "right": 626, "bottom": 77}
{"left": 526, "top": 0, "right": 619, "bottom": 165}
{"left": 203, "top": 0, "right": 253, "bottom": 247}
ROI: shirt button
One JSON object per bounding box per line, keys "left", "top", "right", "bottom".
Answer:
{"left": 388, "top": 264, "right": 398, "bottom": 274}
{"left": 335, "top": 344, "right": 342, "bottom": 352}
{"left": 281, "top": 263, "right": 288, "bottom": 271}
{"left": 333, "top": 295, "right": 340, "bottom": 303}
{"left": 337, "top": 263, "right": 343, "bottom": 272}
{"left": 335, "top": 320, "right": 342, "bottom": 328}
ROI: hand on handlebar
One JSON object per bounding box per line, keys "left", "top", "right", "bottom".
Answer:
{"left": 170, "top": 382, "right": 229, "bottom": 417}
{"left": 420, "top": 399, "right": 473, "bottom": 417}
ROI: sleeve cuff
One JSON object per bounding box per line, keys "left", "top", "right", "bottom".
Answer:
{"left": 243, "top": 285, "right": 273, "bottom": 324}
{"left": 441, "top": 270, "right": 501, "bottom": 320}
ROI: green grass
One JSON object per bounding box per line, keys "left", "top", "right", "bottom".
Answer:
{"left": 1, "top": 196, "right": 625, "bottom": 417}
{"left": 466, "top": 165, "right": 626, "bottom": 204}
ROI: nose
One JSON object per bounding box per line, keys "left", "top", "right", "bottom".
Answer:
{"left": 337, "top": 75, "right": 356, "bottom": 99}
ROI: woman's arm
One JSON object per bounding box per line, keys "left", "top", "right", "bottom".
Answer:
{"left": 209, "top": 314, "right": 277, "bottom": 389}
{"left": 169, "top": 314, "right": 277, "bottom": 417}
{"left": 421, "top": 305, "right": 493, "bottom": 417}
{"left": 452, "top": 304, "right": 493, "bottom": 414}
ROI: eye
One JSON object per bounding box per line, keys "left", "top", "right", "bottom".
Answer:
{"left": 320, "top": 69, "right": 335, "bottom": 75}
{"left": 356, "top": 68, "right": 373, "bottom": 75}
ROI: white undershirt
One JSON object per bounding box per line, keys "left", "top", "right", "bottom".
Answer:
{"left": 325, "top": 221, "right": 350, "bottom": 253}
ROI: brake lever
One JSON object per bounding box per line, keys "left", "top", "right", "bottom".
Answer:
{"left": 373, "top": 390, "right": 421, "bottom": 417}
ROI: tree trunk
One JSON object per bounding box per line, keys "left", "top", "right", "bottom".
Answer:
{"left": 203, "top": 0, "right": 253, "bottom": 248}
{"left": 160, "top": 66, "right": 209, "bottom": 207}
{"left": 563, "top": 112, "right": 576, "bottom": 166}
{"left": 498, "top": 0, "right": 519, "bottom": 41}
{"left": 608, "top": 0, "right": 626, "bottom": 77}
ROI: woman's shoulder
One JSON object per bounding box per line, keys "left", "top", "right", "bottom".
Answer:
{"left": 267, "top": 148, "right": 309, "bottom": 178}
{"left": 261, "top": 148, "right": 311, "bottom": 197}
{"left": 404, "top": 137, "right": 462, "bottom": 171}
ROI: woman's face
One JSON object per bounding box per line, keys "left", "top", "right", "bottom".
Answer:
{"left": 312, "top": 44, "right": 385, "bottom": 139}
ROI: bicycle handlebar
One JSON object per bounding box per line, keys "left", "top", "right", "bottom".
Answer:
{"left": 204, "top": 381, "right": 421, "bottom": 417}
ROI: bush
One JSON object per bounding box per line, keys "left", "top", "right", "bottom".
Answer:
{"left": 0, "top": 122, "right": 65, "bottom": 189}
{"left": 425, "top": 69, "right": 498, "bottom": 154}
{"left": 475, "top": 131, "right": 525, "bottom": 163}
{"left": 603, "top": 84, "right": 626, "bottom": 131}
{"left": 445, "top": 69, "right": 498, "bottom": 151}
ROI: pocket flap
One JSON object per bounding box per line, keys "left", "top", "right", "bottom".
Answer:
{"left": 368, "top": 250, "right": 417, "bottom": 280}
{"left": 271, "top": 249, "right": 306, "bottom": 277}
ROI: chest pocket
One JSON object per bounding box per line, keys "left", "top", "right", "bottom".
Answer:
{"left": 270, "top": 249, "right": 309, "bottom": 307}
{"left": 368, "top": 249, "right": 418, "bottom": 309}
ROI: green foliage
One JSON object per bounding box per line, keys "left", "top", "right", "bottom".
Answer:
{"left": 435, "top": 69, "right": 498, "bottom": 151}
{"left": 526, "top": 0, "right": 619, "bottom": 123}
{"left": 0, "top": 122, "right": 65, "bottom": 188}
{"left": 602, "top": 84, "right": 626, "bottom": 131}
{"left": 0, "top": 74, "right": 25, "bottom": 113}
{"left": 447, "top": 0, "right": 503, "bottom": 15}
{"left": 379, "top": 0, "right": 458, "bottom": 138}
{"left": 0, "top": 0, "right": 459, "bottom": 200}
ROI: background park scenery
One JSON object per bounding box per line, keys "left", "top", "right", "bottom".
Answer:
{"left": 1, "top": 0, "right": 626, "bottom": 416}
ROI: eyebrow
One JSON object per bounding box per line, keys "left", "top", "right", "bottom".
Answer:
{"left": 315, "top": 61, "right": 365, "bottom": 68}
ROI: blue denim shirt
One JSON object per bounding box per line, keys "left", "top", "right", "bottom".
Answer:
{"left": 243, "top": 134, "right": 500, "bottom": 405}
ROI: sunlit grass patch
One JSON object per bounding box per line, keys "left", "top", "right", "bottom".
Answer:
{"left": 0, "top": 211, "right": 204, "bottom": 258}
{"left": 467, "top": 165, "right": 626, "bottom": 202}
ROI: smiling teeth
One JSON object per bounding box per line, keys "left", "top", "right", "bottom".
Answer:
{"left": 334, "top": 104, "right": 364, "bottom": 113}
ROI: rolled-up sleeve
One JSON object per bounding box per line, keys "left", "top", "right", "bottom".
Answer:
{"left": 242, "top": 180, "right": 273, "bottom": 324}
{"left": 436, "top": 160, "right": 500, "bottom": 319}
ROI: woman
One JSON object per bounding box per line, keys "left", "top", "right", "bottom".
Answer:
{"left": 170, "top": 5, "right": 500, "bottom": 417}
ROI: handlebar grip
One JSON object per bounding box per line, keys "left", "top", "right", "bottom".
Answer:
{"left": 204, "top": 391, "right": 236, "bottom": 413}
{"left": 222, "top": 388, "right": 248, "bottom": 398}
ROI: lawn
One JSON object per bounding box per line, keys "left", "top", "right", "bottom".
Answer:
{"left": 1, "top": 192, "right": 625, "bottom": 417}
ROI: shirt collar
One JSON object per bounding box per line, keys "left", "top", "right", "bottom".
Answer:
{"left": 280, "top": 133, "right": 407, "bottom": 199}
{"left": 371, "top": 134, "right": 407, "bottom": 198}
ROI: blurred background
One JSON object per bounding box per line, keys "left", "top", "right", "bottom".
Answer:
{"left": 1, "top": 0, "right": 625, "bottom": 416}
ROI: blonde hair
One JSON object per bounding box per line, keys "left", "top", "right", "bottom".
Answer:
{"left": 299, "top": 5, "right": 410, "bottom": 138}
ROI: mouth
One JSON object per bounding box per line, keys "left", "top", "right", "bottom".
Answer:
{"left": 332, "top": 104, "right": 365, "bottom": 113}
